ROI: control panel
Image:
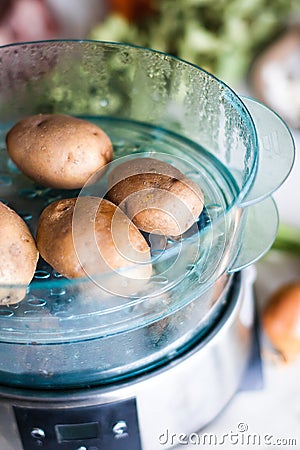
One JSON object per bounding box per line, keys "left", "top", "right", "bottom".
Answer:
{"left": 14, "top": 398, "right": 142, "bottom": 450}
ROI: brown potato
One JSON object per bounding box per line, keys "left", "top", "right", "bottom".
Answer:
{"left": 0, "top": 202, "right": 39, "bottom": 305}
{"left": 262, "top": 282, "right": 300, "bottom": 363}
{"left": 6, "top": 114, "right": 113, "bottom": 189}
{"left": 36, "top": 197, "right": 152, "bottom": 295}
{"left": 107, "top": 157, "right": 204, "bottom": 236}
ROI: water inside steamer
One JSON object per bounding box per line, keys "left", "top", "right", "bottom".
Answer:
{"left": 0, "top": 116, "right": 239, "bottom": 340}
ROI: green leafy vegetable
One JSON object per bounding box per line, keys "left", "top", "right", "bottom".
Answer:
{"left": 272, "top": 223, "right": 300, "bottom": 256}
{"left": 90, "top": 0, "right": 300, "bottom": 85}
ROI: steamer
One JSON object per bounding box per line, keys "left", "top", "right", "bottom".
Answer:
{"left": 0, "top": 41, "right": 294, "bottom": 450}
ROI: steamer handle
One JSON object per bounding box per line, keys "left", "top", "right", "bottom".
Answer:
{"left": 228, "top": 196, "right": 278, "bottom": 273}
{"left": 239, "top": 96, "right": 295, "bottom": 207}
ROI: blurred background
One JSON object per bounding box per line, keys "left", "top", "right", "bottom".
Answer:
{"left": 0, "top": 0, "right": 299, "bottom": 447}
{"left": 0, "top": 0, "right": 299, "bottom": 131}
{"left": 0, "top": 0, "right": 299, "bottom": 86}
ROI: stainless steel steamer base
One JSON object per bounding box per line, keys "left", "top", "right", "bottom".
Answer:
{"left": 0, "top": 268, "right": 255, "bottom": 450}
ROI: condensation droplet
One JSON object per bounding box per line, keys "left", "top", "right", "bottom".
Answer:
{"left": 100, "top": 98, "right": 108, "bottom": 107}
{"left": 113, "top": 139, "right": 126, "bottom": 149}
{"left": 131, "top": 144, "right": 142, "bottom": 152}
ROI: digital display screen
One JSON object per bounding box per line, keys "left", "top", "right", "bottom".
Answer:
{"left": 55, "top": 422, "right": 99, "bottom": 442}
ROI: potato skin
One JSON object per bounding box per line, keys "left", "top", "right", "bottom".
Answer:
{"left": 6, "top": 114, "right": 113, "bottom": 189}
{"left": 36, "top": 197, "right": 152, "bottom": 284}
{"left": 262, "top": 282, "right": 300, "bottom": 362}
{"left": 0, "top": 202, "right": 39, "bottom": 305}
{"left": 107, "top": 158, "right": 204, "bottom": 236}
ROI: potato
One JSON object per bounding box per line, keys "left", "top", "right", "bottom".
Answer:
{"left": 0, "top": 202, "right": 39, "bottom": 305}
{"left": 262, "top": 282, "right": 300, "bottom": 363}
{"left": 107, "top": 157, "right": 204, "bottom": 236}
{"left": 36, "top": 197, "right": 152, "bottom": 295}
{"left": 6, "top": 114, "right": 113, "bottom": 189}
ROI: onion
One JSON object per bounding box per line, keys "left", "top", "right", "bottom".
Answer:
{"left": 250, "top": 25, "right": 300, "bottom": 129}
{"left": 262, "top": 282, "right": 300, "bottom": 363}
